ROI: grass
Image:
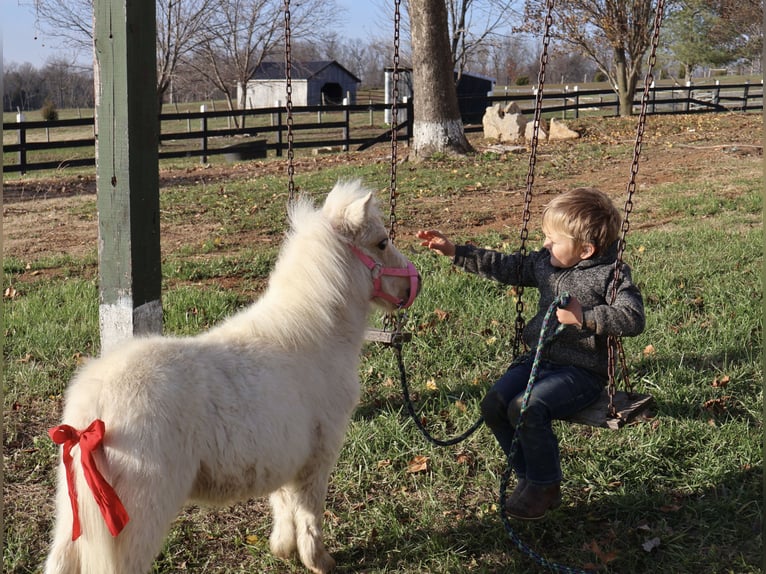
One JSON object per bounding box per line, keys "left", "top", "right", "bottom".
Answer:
{"left": 3, "top": 114, "right": 762, "bottom": 573}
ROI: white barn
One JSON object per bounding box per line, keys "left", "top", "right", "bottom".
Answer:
{"left": 239, "top": 60, "right": 361, "bottom": 109}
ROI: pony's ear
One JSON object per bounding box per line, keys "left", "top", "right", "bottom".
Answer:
{"left": 341, "top": 191, "right": 374, "bottom": 233}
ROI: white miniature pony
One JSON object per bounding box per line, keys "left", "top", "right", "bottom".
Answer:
{"left": 44, "top": 180, "right": 420, "bottom": 574}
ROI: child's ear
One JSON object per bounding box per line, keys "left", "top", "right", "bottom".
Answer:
{"left": 580, "top": 243, "right": 596, "bottom": 260}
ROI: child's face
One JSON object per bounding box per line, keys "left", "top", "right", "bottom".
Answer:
{"left": 542, "top": 229, "right": 593, "bottom": 268}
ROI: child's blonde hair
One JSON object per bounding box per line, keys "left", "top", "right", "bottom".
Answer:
{"left": 541, "top": 188, "right": 621, "bottom": 254}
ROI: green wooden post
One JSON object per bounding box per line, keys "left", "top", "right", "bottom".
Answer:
{"left": 94, "top": 0, "right": 162, "bottom": 354}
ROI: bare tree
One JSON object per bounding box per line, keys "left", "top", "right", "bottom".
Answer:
{"left": 29, "top": 0, "right": 218, "bottom": 107}
{"left": 409, "top": 0, "right": 473, "bottom": 158}
{"left": 523, "top": 0, "right": 662, "bottom": 116}
{"left": 157, "top": 0, "right": 215, "bottom": 108}
{"left": 189, "top": 0, "right": 337, "bottom": 121}
{"left": 447, "top": 0, "right": 522, "bottom": 80}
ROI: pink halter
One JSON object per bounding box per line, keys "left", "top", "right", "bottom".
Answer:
{"left": 349, "top": 245, "right": 419, "bottom": 309}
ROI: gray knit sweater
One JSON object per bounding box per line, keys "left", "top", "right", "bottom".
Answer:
{"left": 453, "top": 242, "right": 645, "bottom": 377}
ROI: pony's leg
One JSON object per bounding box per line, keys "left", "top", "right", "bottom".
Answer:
{"left": 44, "top": 470, "right": 80, "bottom": 574}
{"left": 269, "top": 487, "right": 298, "bottom": 558}
{"left": 113, "top": 471, "right": 193, "bottom": 574}
{"left": 292, "top": 466, "right": 336, "bottom": 574}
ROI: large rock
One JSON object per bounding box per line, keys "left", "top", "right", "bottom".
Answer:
{"left": 482, "top": 103, "right": 527, "bottom": 143}
{"left": 548, "top": 117, "right": 580, "bottom": 140}
{"left": 524, "top": 120, "right": 548, "bottom": 142}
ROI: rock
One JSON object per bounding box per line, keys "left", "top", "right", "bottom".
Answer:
{"left": 548, "top": 118, "right": 580, "bottom": 140}
{"left": 482, "top": 103, "right": 527, "bottom": 143}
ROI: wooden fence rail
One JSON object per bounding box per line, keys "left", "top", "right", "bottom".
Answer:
{"left": 3, "top": 81, "right": 762, "bottom": 175}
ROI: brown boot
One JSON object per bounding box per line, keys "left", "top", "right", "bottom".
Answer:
{"left": 505, "top": 482, "right": 561, "bottom": 520}
{"left": 506, "top": 478, "right": 528, "bottom": 508}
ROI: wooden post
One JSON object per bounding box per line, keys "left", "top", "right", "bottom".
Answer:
{"left": 94, "top": 0, "right": 162, "bottom": 355}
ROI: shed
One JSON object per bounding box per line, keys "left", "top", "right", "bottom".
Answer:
{"left": 239, "top": 60, "right": 361, "bottom": 109}
{"left": 384, "top": 68, "right": 495, "bottom": 123}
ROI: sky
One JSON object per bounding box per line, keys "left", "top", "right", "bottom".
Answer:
{"left": 2, "top": 0, "right": 379, "bottom": 68}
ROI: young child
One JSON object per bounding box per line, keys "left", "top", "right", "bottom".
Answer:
{"left": 416, "top": 187, "right": 645, "bottom": 520}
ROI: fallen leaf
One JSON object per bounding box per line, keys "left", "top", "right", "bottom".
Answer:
{"left": 4, "top": 286, "right": 18, "bottom": 299}
{"left": 642, "top": 537, "right": 661, "bottom": 552}
{"left": 377, "top": 459, "right": 392, "bottom": 469}
{"left": 642, "top": 344, "right": 655, "bottom": 357}
{"left": 434, "top": 308, "right": 450, "bottom": 321}
{"left": 712, "top": 375, "right": 730, "bottom": 388}
{"left": 426, "top": 378, "right": 437, "bottom": 391}
{"left": 407, "top": 455, "right": 430, "bottom": 474}
{"left": 454, "top": 400, "right": 467, "bottom": 412}
{"left": 246, "top": 534, "right": 259, "bottom": 544}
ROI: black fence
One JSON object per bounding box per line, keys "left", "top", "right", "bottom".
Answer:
{"left": 3, "top": 81, "right": 762, "bottom": 175}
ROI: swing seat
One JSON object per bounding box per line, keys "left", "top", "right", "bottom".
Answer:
{"left": 365, "top": 328, "right": 412, "bottom": 345}
{"left": 564, "top": 389, "right": 653, "bottom": 430}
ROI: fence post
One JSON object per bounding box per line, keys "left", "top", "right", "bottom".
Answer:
{"left": 343, "top": 98, "right": 350, "bottom": 151}
{"left": 276, "top": 108, "right": 283, "bottom": 157}
{"left": 404, "top": 97, "right": 413, "bottom": 143}
{"left": 369, "top": 98, "right": 374, "bottom": 126}
{"left": 741, "top": 81, "right": 750, "bottom": 111}
{"left": 685, "top": 81, "right": 692, "bottom": 112}
{"left": 713, "top": 80, "right": 720, "bottom": 106}
{"left": 200, "top": 104, "right": 208, "bottom": 164}
{"left": 650, "top": 81, "right": 656, "bottom": 113}
{"left": 16, "top": 113, "right": 26, "bottom": 175}
{"left": 573, "top": 86, "right": 580, "bottom": 119}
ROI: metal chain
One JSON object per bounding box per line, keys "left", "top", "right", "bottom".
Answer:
{"left": 382, "top": 0, "right": 402, "bottom": 334}
{"left": 388, "top": 0, "right": 402, "bottom": 244}
{"left": 512, "top": 0, "right": 555, "bottom": 358}
{"left": 283, "top": 0, "right": 295, "bottom": 202}
{"left": 606, "top": 0, "right": 665, "bottom": 415}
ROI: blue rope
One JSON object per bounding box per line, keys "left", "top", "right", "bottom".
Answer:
{"left": 499, "top": 292, "right": 594, "bottom": 574}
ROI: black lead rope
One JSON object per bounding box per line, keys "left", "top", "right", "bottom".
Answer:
{"left": 392, "top": 342, "right": 484, "bottom": 447}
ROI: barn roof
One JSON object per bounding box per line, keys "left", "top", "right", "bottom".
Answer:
{"left": 251, "top": 60, "right": 361, "bottom": 83}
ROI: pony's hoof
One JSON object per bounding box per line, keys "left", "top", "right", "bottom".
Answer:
{"left": 306, "top": 552, "right": 336, "bottom": 574}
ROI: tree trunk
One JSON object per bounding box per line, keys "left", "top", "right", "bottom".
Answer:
{"left": 409, "top": 0, "right": 473, "bottom": 159}
{"left": 614, "top": 50, "right": 634, "bottom": 117}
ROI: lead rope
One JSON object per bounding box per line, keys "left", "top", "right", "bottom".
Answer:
{"left": 499, "top": 294, "right": 594, "bottom": 574}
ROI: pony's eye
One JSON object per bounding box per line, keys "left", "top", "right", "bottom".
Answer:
{"left": 377, "top": 239, "right": 388, "bottom": 250}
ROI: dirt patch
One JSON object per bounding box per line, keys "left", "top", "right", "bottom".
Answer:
{"left": 4, "top": 113, "right": 762, "bottom": 267}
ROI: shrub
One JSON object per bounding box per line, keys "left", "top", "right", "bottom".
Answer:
{"left": 41, "top": 100, "right": 59, "bottom": 122}
{"left": 515, "top": 75, "right": 530, "bottom": 86}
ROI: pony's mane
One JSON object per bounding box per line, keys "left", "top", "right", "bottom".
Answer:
{"left": 212, "top": 184, "right": 377, "bottom": 349}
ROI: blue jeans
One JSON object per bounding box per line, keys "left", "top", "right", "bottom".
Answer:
{"left": 480, "top": 357, "right": 605, "bottom": 485}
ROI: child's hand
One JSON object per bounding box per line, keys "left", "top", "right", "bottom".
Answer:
{"left": 416, "top": 230, "right": 456, "bottom": 257}
{"left": 556, "top": 296, "right": 584, "bottom": 328}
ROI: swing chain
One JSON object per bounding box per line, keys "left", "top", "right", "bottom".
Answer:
{"left": 605, "top": 0, "right": 665, "bottom": 414}
{"left": 382, "top": 0, "right": 402, "bottom": 335}
{"left": 283, "top": 0, "right": 295, "bottom": 202}
{"left": 513, "top": 0, "right": 555, "bottom": 358}
{"left": 388, "top": 0, "right": 402, "bottom": 245}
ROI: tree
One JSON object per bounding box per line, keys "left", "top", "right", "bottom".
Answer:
{"left": 446, "top": 0, "right": 522, "bottom": 81}
{"left": 408, "top": 0, "right": 473, "bottom": 159}
{"left": 156, "top": 0, "right": 214, "bottom": 107}
{"left": 31, "top": 0, "right": 219, "bottom": 108}
{"left": 524, "top": 0, "right": 662, "bottom": 117}
{"left": 188, "top": 0, "right": 337, "bottom": 122}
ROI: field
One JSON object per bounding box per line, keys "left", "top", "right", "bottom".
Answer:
{"left": 3, "top": 112, "right": 763, "bottom": 573}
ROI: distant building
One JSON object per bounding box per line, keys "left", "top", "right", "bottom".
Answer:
{"left": 384, "top": 68, "right": 496, "bottom": 123}
{"left": 239, "top": 60, "right": 361, "bottom": 108}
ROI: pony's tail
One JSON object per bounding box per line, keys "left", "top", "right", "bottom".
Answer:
{"left": 45, "top": 443, "right": 120, "bottom": 574}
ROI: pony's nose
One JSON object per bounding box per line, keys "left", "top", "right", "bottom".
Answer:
{"left": 408, "top": 273, "right": 423, "bottom": 300}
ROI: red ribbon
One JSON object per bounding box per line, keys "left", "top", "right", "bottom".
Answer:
{"left": 48, "top": 419, "right": 130, "bottom": 540}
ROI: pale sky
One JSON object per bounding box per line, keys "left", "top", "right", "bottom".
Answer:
{"left": 2, "top": 0, "right": 381, "bottom": 68}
